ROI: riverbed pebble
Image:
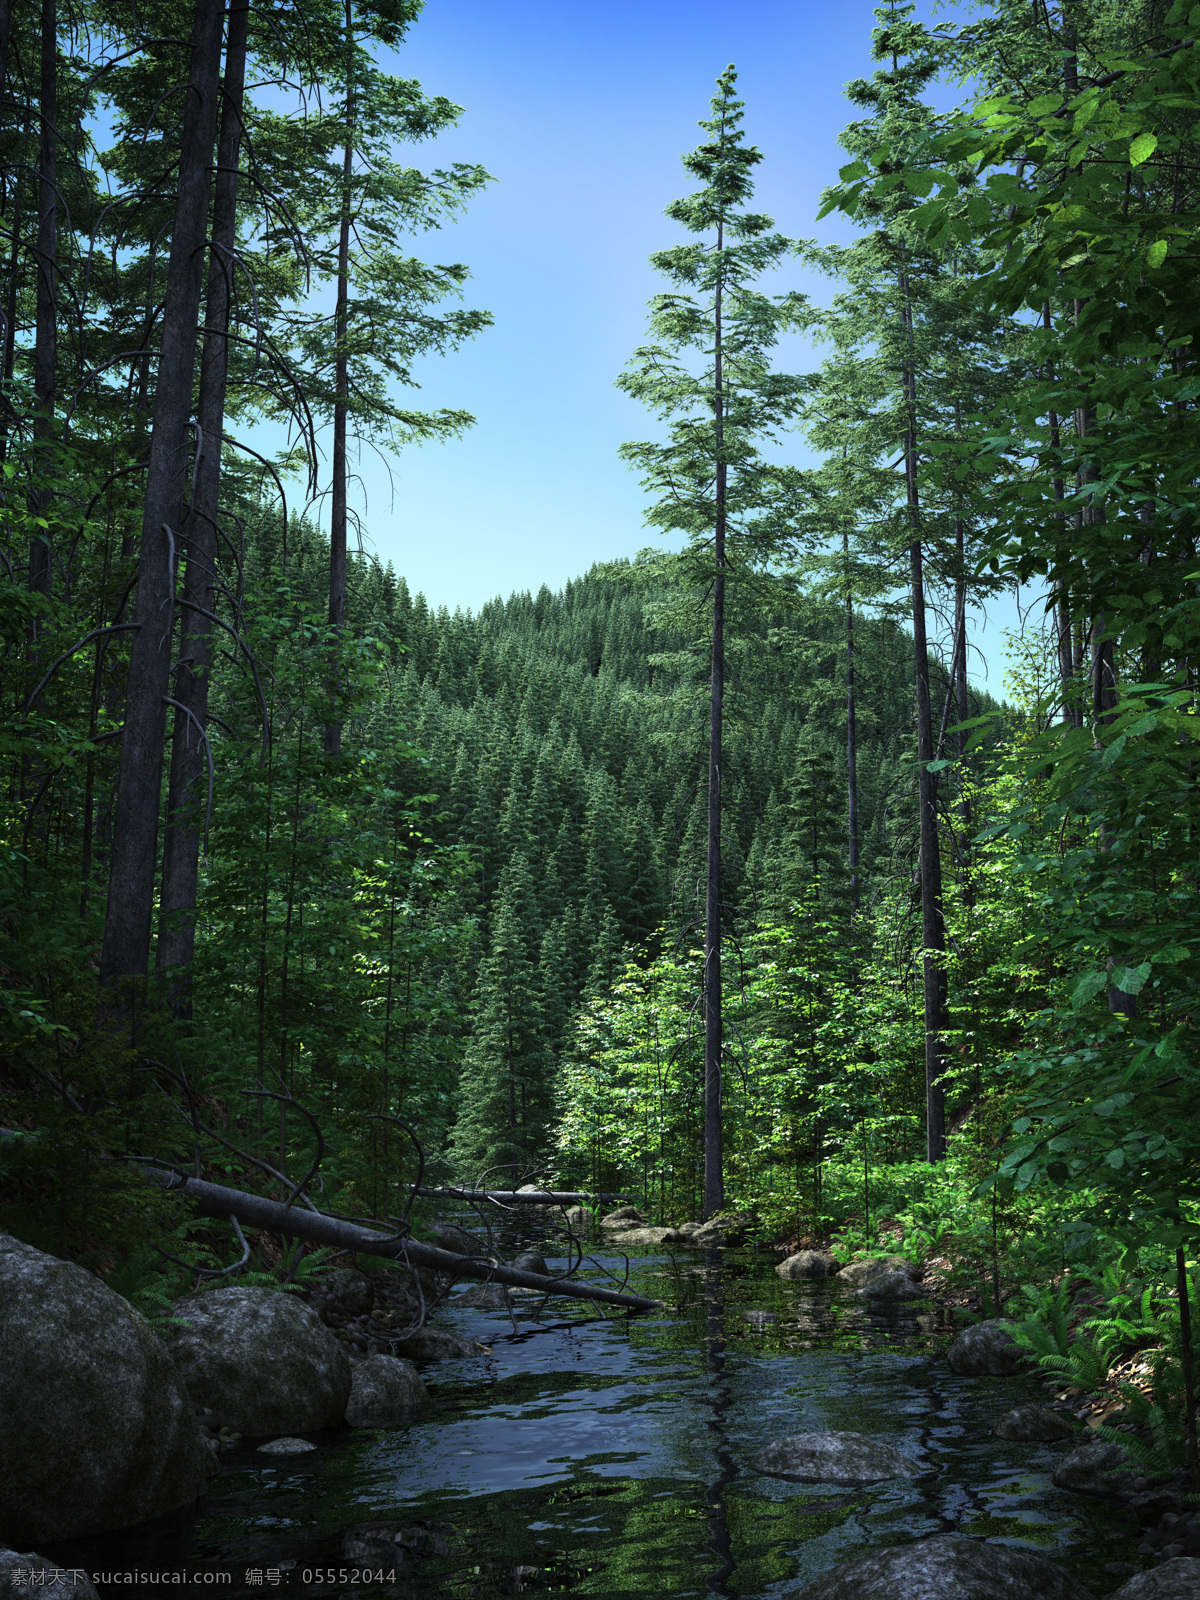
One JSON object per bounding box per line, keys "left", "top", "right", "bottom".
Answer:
{"left": 256, "top": 1437, "right": 317, "bottom": 1455}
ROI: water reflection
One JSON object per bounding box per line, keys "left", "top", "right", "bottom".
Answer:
{"left": 702, "top": 1249, "right": 737, "bottom": 1597}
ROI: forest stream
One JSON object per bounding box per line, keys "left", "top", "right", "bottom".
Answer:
{"left": 39, "top": 1226, "right": 1145, "bottom": 1600}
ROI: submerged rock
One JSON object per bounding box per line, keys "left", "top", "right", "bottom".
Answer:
{"left": 1109, "top": 1560, "right": 1200, "bottom": 1599}
{"left": 0, "top": 1235, "right": 214, "bottom": 1545}
{"left": 510, "top": 1251, "right": 549, "bottom": 1275}
{"left": 448, "top": 1282, "right": 511, "bottom": 1309}
{"left": 992, "top": 1404, "right": 1077, "bottom": 1442}
{"left": 0, "top": 1548, "right": 102, "bottom": 1598}
{"left": 166, "top": 1286, "right": 351, "bottom": 1439}
{"left": 256, "top": 1437, "right": 316, "bottom": 1455}
{"left": 1051, "top": 1436, "right": 1134, "bottom": 1494}
{"left": 426, "top": 1224, "right": 486, "bottom": 1257}
{"left": 781, "top": 1535, "right": 1096, "bottom": 1599}
{"left": 946, "top": 1319, "right": 1031, "bottom": 1377}
{"left": 776, "top": 1251, "right": 837, "bottom": 1280}
{"left": 345, "top": 1355, "right": 427, "bottom": 1425}
{"left": 391, "top": 1327, "right": 489, "bottom": 1362}
{"left": 750, "top": 1430, "right": 926, "bottom": 1484}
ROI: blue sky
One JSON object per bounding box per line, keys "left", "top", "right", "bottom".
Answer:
{"left": 273, "top": 0, "right": 1027, "bottom": 691}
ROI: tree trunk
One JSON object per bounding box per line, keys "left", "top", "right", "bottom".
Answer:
{"left": 324, "top": 0, "right": 355, "bottom": 758}
{"left": 28, "top": 0, "right": 55, "bottom": 613}
{"left": 703, "top": 217, "right": 725, "bottom": 1221}
{"left": 843, "top": 529, "right": 860, "bottom": 913}
{"left": 157, "top": 0, "right": 251, "bottom": 998}
{"left": 901, "top": 266, "right": 947, "bottom": 1163}
{"left": 145, "top": 1170, "right": 660, "bottom": 1310}
{"left": 98, "top": 0, "right": 225, "bottom": 992}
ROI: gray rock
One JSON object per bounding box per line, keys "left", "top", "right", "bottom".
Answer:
{"left": 449, "top": 1282, "right": 511, "bottom": 1309}
{"left": 837, "top": 1256, "right": 917, "bottom": 1288}
{"left": 688, "top": 1210, "right": 755, "bottom": 1247}
{"left": 777, "top": 1251, "right": 836, "bottom": 1280}
{"left": 426, "top": 1224, "right": 486, "bottom": 1256}
{"left": 166, "top": 1286, "right": 351, "bottom": 1438}
{"left": 0, "top": 1548, "right": 101, "bottom": 1598}
{"left": 992, "top": 1404, "right": 1077, "bottom": 1442}
{"left": 601, "top": 1206, "right": 645, "bottom": 1227}
{"left": 563, "top": 1205, "right": 596, "bottom": 1230}
{"left": 850, "top": 1267, "right": 927, "bottom": 1300}
{"left": 1109, "top": 1560, "right": 1200, "bottom": 1599}
{"left": 0, "top": 1235, "right": 215, "bottom": 1546}
{"left": 946, "top": 1319, "right": 1031, "bottom": 1377}
{"left": 510, "top": 1251, "right": 549, "bottom": 1275}
{"left": 750, "top": 1430, "right": 926, "bottom": 1485}
{"left": 391, "top": 1327, "right": 490, "bottom": 1362}
{"left": 320, "top": 1267, "right": 374, "bottom": 1317}
{"left": 781, "top": 1535, "right": 1096, "bottom": 1599}
{"left": 604, "top": 1226, "right": 676, "bottom": 1247}
{"left": 345, "top": 1355, "right": 428, "bottom": 1425}
{"left": 1051, "top": 1436, "right": 1134, "bottom": 1494}
{"left": 256, "top": 1437, "right": 316, "bottom": 1455}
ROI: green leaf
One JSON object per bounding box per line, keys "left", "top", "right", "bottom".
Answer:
{"left": 1072, "top": 970, "right": 1108, "bottom": 1008}
{"left": 1112, "top": 963, "right": 1152, "bottom": 996}
{"left": 1147, "top": 239, "right": 1169, "bottom": 269}
{"left": 1129, "top": 131, "right": 1158, "bottom": 166}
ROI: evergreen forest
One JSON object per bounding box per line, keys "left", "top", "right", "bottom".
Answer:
{"left": 5, "top": 0, "right": 1200, "bottom": 1503}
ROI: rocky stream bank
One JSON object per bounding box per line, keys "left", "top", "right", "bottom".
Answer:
{"left": 1, "top": 1215, "right": 1197, "bottom": 1598}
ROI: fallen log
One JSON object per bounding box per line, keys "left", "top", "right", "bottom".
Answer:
{"left": 412, "top": 1187, "right": 622, "bottom": 1205}
{"left": 148, "top": 1171, "right": 660, "bottom": 1312}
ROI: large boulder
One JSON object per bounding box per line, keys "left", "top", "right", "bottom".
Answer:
{"left": 605, "top": 1226, "right": 677, "bottom": 1247}
{"left": 992, "top": 1405, "right": 1077, "bottom": 1442}
{"left": 781, "top": 1536, "right": 1096, "bottom": 1599}
{"left": 1110, "top": 1560, "right": 1200, "bottom": 1599}
{"left": 165, "top": 1286, "right": 351, "bottom": 1437}
{"left": 750, "top": 1431, "right": 926, "bottom": 1485}
{"left": 1051, "top": 1436, "right": 1135, "bottom": 1495}
{"left": 0, "top": 1548, "right": 101, "bottom": 1598}
{"left": 563, "top": 1206, "right": 595, "bottom": 1231}
{"left": 946, "top": 1319, "right": 1031, "bottom": 1377}
{"left": 777, "top": 1251, "right": 837, "bottom": 1280}
{"left": 0, "top": 1235, "right": 214, "bottom": 1546}
{"left": 344, "top": 1355, "right": 428, "bottom": 1425}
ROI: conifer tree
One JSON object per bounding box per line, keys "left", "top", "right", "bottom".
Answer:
{"left": 451, "top": 857, "right": 551, "bottom": 1183}
{"left": 618, "top": 66, "right": 806, "bottom": 1216}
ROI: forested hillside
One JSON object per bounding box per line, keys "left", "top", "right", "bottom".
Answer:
{"left": 4, "top": 0, "right": 1200, "bottom": 1505}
